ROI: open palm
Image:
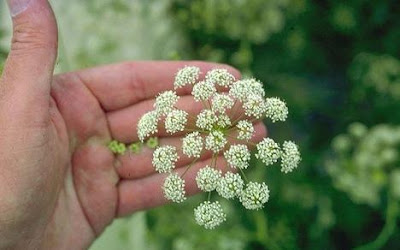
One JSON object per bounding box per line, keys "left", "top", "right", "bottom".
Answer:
{"left": 0, "top": 1, "right": 266, "bottom": 249}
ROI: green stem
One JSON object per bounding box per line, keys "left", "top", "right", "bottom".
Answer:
{"left": 254, "top": 211, "right": 269, "bottom": 247}
{"left": 239, "top": 168, "right": 249, "bottom": 183}
{"left": 207, "top": 191, "right": 212, "bottom": 201}
{"left": 354, "top": 195, "right": 399, "bottom": 250}
{"left": 181, "top": 158, "right": 198, "bottom": 178}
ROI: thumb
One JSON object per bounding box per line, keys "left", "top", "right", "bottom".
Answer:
{"left": 1, "top": 0, "right": 57, "bottom": 112}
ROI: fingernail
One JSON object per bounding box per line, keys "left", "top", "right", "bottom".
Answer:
{"left": 6, "top": 0, "right": 33, "bottom": 17}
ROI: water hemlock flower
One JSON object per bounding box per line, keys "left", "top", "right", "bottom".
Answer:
{"left": 152, "top": 146, "right": 179, "bottom": 173}
{"left": 195, "top": 166, "right": 222, "bottom": 192}
{"left": 182, "top": 132, "right": 203, "bottom": 158}
{"left": 236, "top": 120, "right": 254, "bottom": 141}
{"left": 134, "top": 67, "right": 300, "bottom": 229}
{"left": 163, "top": 173, "right": 186, "bottom": 203}
{"left": 265, "top": 97, "right": 288, "bottom": 122}
{"left": 165, "top": 109, "right": 188, "bottom": 134}
{"left": 192, "top": 80, "right": 216, "bottom": 101}
{"left": 137, "top": 111, "right": 159, "bottom": 142}
{"left": 205, "top": 68, "right": 235, "bottom": 87}
{"left": 196, "top": 109, "right": 218, "bottom": 130}
{"left": 205, "top": 130, "right": 227, "bottom": 153}
{"left": 229, "top": 78, "right": 265, "bottom": 102}
{"left": 194, "top": 201, "right": 226, "bottom": 229}
{"left": 216, "top": 172, "right": 244, "bottom": 199}
{"left": 211, "top": 93, "right": 234, "bottom": 113}
{"left": 281, "top": 141, "right": 301, "bottom": 173}
{"left": 224, "top": 144, "right": 251, "bottom": 169}
{"left": 255, "top": 138, "right": 281, "bottom": 166}
{"left": 243, "top": 94, "right": 267, "bottom": 119}
{"left": 216, "top": 114, "right": 232, "bottom": 128}
{"left": 174, "top": 66, "right": 201, "bottom": 89}
{"left": 240, "top": 182, "right": 270, "bottom": 210}
{"left": 155, "top": 90, "right": 179, "bottom": 116}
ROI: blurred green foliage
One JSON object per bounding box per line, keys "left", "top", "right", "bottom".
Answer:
{"left": 1, "top": 0, "right": 399, "bottom": 249}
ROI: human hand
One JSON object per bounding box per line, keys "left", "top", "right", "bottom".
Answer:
{"left": 0, "top": 0, "right": 266, "bottom": 249}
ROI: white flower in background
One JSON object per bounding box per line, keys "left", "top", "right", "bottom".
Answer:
{"left": 182, "top": 132, "right": 203, "bottom": 158}
{"left": 152, "top": 146, "right": 179, "bottom": 173}
{"left": 211, "top": 93, "right": 234, "bottom": 113}
{"left": 216, "top": 172, "right": 244, "bottom": 199}
{"left": 192, "top": 80, "right": 217, "bottom": 101}
{"left": 196, "top": 109, "right": 218, "bottom": 130}
{"left": 229, "top": 78, "right": 265, "bottom": 102}
{"left": 224, "top": 144, "right": 251, "bottom": 169}
{"left": 165, "top": 109, "right": 188, "bottom": 134}
{"left": 281, "top": 141, "right": 301, "bottom": 173}
{"left": 137, "top": 110, "right": 159, "bottom": 142}
{"left": 255, "top": 138, "right": 281, "bottom": 165}
{"left": 195, "top": 166, "right": 222, "bottom": 192}
{"left": 194, "top": 201, "right": 226, "bottom": 229}
{"left": 205, "top": 130, "right": 227, "bottom": 153}
{"left": 163, "top": 173, "right": 186, "bottom": 203}
{"left": 205, "top": 68, "right": 235, "bottom": 87}
{"left": 265, "top": 97, "right": 288, "bottom": 122}
{"left": 154, "top": 90, "right": 179, "bottom": 116}
{"left": 174, "top": 66, "right": 201, "bottom": 89}
{"left": 240, "top": 182, "right": 270, "bottom": 210}
{"left": 243, "top": 94, "right": 267, "bottom": 119}
{"left": 236, "top": 120, "right": 254, "bottom": 141}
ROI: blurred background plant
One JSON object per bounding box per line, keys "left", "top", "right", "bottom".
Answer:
{"left": 0, "top": 0, "right": 399, "bottom": 249}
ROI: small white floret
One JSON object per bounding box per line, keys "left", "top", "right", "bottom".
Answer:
{"left": 137, "top": 111, "right": 159, "bottom": 142}
{"left": 224, "top": 144, "right": 251, "bottom": 169}
{"left": 265, "top": 97, "right": 288, "bottom": 122}
{"left": 216, "top": 172, "right": 244, "bottom": 199}
{"left": 195, "top": 166, "right": 222, "bottom": 192}
{"left": 174, "top": 66, "right": 200, "bottom": 89}
{"left": 152, "top": 146, "right": 179, "bottom": 173}
{"left": 281, "top": 141, "right": 301, "bottom": 173}
{"left": 240, "top": 182, "right": 270, "bottom": 210}
{"left": 194, "top": 201, "right": 226, "bottom": 229}
{"left": 255, "top": 138, "right": 281, "bottom": 166}
{"left": 165, "top": 109, "right": 188, "bottom": 134}
{"left": 162, "top": 173, "right": 186, "bottom": 203}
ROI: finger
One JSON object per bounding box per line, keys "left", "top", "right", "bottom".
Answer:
{"left": 65, "top": 61, "right": 240, "bottom": 111}
{"left": 117, "top": 122, "right": 267, "bottom": 180}
{"left": 1, "top": 0, "right": 57, "bottom": 118}
{"left": 117, "top": 155, "right": 228, "bottom": 216}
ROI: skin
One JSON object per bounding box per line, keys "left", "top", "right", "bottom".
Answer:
{"left": 0, "top": 0, "right": 267, "bottom": 249}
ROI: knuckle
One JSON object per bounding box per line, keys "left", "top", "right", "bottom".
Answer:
{"left": 11, "top": 21, "right": 58, "bottom": 54}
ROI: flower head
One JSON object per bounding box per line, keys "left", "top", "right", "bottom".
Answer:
{"left": 205, "top": 130, "right": 227, "bottom": 153}
{"left": 243, "top": 94, "right": 267, "bottom": 119}
{"left": 281, "top": 141, "right": 301, "bottom": 173}
{"left": 236, "top": 120, "right": 254, "bottom": 141}
{"left": 163, "top": 173, "right": 186, "bottom": 203}
{"left": 155, "top": 90, "right": 179, "bottom": 116}
{"left": 182, "top": 132, "right": 203, "bottom": 158}
{"left": 216, "top": 172, "right": 244, "bottom": 199}
{"left": 152, "top": 146, "right": 179, "bottom": 173}
{"left": 165, "top": 109, "right": 188, "bottom": 134}
{"left": 192, "top": 80, "right": 216, "bottom": 101}
{"left": 240, "top": 182, "right": 270, "bottom": 210}
{"left": 255, "top": 138, "right": 281, "bottom": 166}
{"left": 206, "top": 68, "right": 235, "bottom": 87}
{"left": 224, "top": 144, "right": 251, "bottom": 169}
{"left": 211, "top": 93, "right": 234, "bottom": 113}
{"left": 137, "top": 111, "right": 159, "bottom": 142}
{"left": 194, "top": 201, "right": 226, "bottom": 229}
{"left": 196, "top": 109, "right": 218, "bottom": 131}
{"left": 174, "top": 66, "right": 200, "bottom": 89}
{"left": 216, "top": 114, "right": 232, "bottom": 128}
{"left": 265, "top": 97, "right": 288, "bottom": 122}
{"left": 195, "top": 166, "right": 222, "bottom": 192}
{"left": 229, "top": 79, "right": 265, "bottom": 102}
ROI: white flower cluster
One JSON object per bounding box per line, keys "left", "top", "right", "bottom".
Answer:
{"left": 194, "top": 201, "right": 226, "bottom": 229}
{"left": 135, "top": 66, "right": 301, "bottom": 229}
